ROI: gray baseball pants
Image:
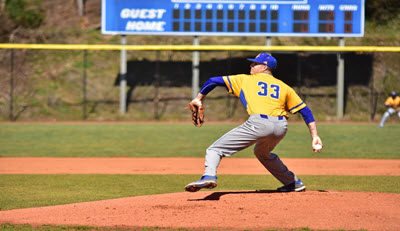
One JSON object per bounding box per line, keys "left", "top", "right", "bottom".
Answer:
{"left": 379, "top": 107, "right": 400, "bottom": 127}
{"left": 203, "top": 114, "right": 297, "bottom": 185}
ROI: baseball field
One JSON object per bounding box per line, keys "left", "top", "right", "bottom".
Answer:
{"left": 0, "top": 122, "right": 399, "bottom": 231}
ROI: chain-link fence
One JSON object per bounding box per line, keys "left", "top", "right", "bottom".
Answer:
{"left": 1, "top": 45, "right": 400, "bottom": 122}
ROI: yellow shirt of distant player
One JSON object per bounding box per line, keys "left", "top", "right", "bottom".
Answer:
{"left": 223, "top": 73, "right": 306, "bottom": 118}
{"left": 384, "top": 96, "right": 400, "bottom": 110}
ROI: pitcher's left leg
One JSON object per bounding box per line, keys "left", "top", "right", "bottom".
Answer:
{"left": 204, "top": 121, "right": 259, "bottom": 176}
{"left": 186, "top": 120, "right": 260, "bottom": 192}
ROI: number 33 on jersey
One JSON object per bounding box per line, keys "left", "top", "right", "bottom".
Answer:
{"left": 223, "top": 73, "right": 306, "bottom": 118}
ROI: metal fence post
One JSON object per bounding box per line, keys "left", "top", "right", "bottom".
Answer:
{"left": 82, "top": 50, "right": 87, "bottom": 120}
{"left": 120, "top": 35, "right": 127, "bottom": 114}
{"left": 192, "top": 36, "right": 200, "bottom": 99}
{"left": 9, "top": 49, "right": 14, "bottom": 121}
{"left": 337, "top": 37, "right": 345, "bottom": 119}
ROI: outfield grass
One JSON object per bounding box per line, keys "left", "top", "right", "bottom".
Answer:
{"left": 0, "top": 123, "right": 399, "bottom": 231}
{"left": 0, "top": 123, "right": 399, "bottom": 158}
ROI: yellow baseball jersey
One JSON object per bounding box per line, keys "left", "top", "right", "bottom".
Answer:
{"left": 223, "top": 73, "right": 306, "bottom": 118}
{"left": 384, "top": 96, "right": 400, "bottom": 109}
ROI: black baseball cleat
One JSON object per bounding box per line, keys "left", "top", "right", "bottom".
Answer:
{"left": 277, "top": 179, "right": 306, "bottom": 192}
{"left": 185, "top": 175, "right": 217, "bottom": 192}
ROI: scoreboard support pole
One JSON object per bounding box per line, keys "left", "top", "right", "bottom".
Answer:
{"left": 264, "top": 37, "right": 272, "bottom": 54}
{"left": 9, "top": 49, "right": 14, "bottom": 121}
{"left": 82, "top": 50, "right": 88, "bottom": 120}
{"left": 337, "top": 37, "right": 345, "bottom": 119}
{"left": 265, "top": 37, "right": 272, "bottom": 47}
{"left": 119, "top": 35, "right": 127, "bottom": 114}
{"left": 192, "top": 36, "right": 200, "bottom": 99}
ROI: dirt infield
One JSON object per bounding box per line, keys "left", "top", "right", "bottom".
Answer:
{"left": 1, "top": 157, "right": 400, "bottom": 230}
{"left": 1, "top": 157, "right": 400, "bottom": 175}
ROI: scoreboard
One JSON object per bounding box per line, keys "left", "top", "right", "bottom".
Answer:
{"left": 102, "top": 0, "right": 364, "bottom": 37}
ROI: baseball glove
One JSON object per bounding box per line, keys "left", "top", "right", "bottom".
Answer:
{"left": 187, "top": 101, "right": 204, "bottom": 127}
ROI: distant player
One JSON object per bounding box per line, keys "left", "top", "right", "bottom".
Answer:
{"left": 379, "top": 91, "right": 400, "bottom": 128}
{"left": 185, "top": 53, "right": 323, "bottom": 193}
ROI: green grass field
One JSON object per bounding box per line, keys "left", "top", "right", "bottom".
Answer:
{"left": 1, "top": 123, "right": 399, "bottom": 231}
{"left": 0, "top": 123, "right": 399, "bottom": 158}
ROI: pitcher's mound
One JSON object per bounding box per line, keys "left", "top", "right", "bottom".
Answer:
{"left": 1, "top": 190, "right": 399, "bottom": 230}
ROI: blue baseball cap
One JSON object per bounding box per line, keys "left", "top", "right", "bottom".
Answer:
{"left": 247, "top": 53, "right": 277, "bottom": 69}
{"left": 390, "top": 91, "right": 397, "bottom": 97}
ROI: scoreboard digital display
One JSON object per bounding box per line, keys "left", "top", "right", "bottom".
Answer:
{"left": 102, "top": 0, "right": 364, "bottom": 37}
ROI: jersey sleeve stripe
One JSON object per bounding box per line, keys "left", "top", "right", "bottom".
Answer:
{"left": 226, "top": 76, "right": 234, "bottom": 95}
{"left": 289, "top": 102, "right": 305, "bottom": 113}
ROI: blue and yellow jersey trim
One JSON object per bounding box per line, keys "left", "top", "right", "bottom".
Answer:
{"left": 288, "top": 102, "right": 305, "bottom": 114}
{"left": 225, "top": 76, "right": 235, "bottom": 95}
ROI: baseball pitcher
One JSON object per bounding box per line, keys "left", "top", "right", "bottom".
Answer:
{"left": 186, "top": 53, "right": 323, "bottom": 193}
